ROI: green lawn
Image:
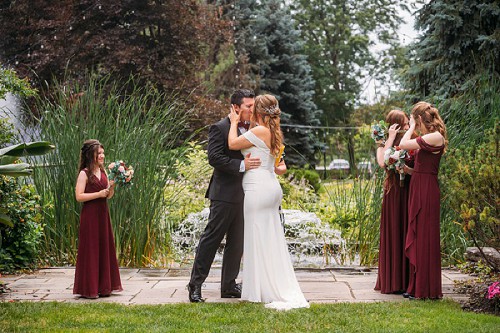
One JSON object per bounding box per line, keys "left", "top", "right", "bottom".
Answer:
{"left": 1, "top": 300, "right": 499, "bottom": 332}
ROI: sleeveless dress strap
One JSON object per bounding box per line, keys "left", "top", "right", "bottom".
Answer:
{"left": 417, "top": 136, "right": 444, "bottom": 152}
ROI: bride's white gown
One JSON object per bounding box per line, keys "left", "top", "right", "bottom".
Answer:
{"left": 240, "top": 130, "right": 309, "bottom": 310}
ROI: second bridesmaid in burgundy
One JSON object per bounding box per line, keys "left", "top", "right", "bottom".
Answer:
{"left": 374, "top": 110, "right": 413, "bottom": 294}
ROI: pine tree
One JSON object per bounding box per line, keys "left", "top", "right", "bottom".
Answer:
{"left": 235, "top": 0, "right": 322, "bottom": 167}
{"left": 403, "top": 0, "right": 500, "bottom": 99}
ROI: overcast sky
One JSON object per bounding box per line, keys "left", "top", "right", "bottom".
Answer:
{"left": 360, "top": 4, "right": 422, "bottom": 103}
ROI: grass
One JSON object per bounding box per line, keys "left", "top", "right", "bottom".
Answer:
{"left": 1, "top": 300, "right": 499, "bottom": 332}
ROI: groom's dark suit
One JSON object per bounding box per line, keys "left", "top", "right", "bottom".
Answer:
{"left": 189, "top": 117, "right": 244, "bottom": 292}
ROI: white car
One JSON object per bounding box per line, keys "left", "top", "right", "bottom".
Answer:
{"left": 357, "top": 161, "right": 373, "bottom": 177}
{"left": 328, "top": 159, "right": 350, "bottom": 170}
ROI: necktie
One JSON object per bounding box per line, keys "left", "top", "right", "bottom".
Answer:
{"left": 238, "top": 121, "right": 250, "bottom": 130}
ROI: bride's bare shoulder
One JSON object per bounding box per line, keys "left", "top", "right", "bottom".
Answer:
{"left": 251, "top": 125, "right": 270, "bottom": 134}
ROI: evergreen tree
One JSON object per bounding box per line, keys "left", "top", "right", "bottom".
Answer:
{"left": 403, "top": 0, "right": 500, "bottom": 99}
{"left": 235, "top": 0, "right": 322, "bottom": 167}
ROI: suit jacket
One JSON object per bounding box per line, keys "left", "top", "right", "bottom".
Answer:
{"left": 205, "top": 117, "right": 244, "bottom": 203}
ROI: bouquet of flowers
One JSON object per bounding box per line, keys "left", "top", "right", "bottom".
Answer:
{"left": 384, "top": 146, "right": 409, "bottom": 186}
{"left": 371, "top": 120, "right": 388, "bottom": 146}
{"left": 107, "top": 160, "right": 134, "bottom": 187}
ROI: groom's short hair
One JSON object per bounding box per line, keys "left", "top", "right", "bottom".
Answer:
{"left": 231, "top": 89, "right": 255, "bottom": 106}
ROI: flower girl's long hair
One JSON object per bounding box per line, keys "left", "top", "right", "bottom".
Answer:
{"left": 253, "top": 94, "right": 283, "bottom": 155}
{"left": 79, "top": 139, "right": 104, "bottom": 183}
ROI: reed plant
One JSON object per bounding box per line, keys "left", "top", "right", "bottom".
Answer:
{"left": 29, "top": 75, "right": 189, "bottom": 266}
{"left": 320, "top": 170, "right": 383, "bottom": 266}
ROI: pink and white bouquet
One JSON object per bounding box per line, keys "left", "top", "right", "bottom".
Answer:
{"left": 371, "top": 120, "right": 388, "bottom": 146}
{"left": 384, "top": 146, "right": 409, "bottom": 186}
{"left": 108, "top": 160, "right": 134, "bottom": 187}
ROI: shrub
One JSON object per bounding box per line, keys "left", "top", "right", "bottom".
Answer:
{"left": 442, "top": 126, "right": 500, "bottom": 271}
{"left": 165, "top": 143, "right": 212, "bottom": 227}
{"left": 0, "top": 118, "right": 14, "bottom": 147}
{"left": 286, "top": 168, "right": 323, "bottom": 193}
{"left": 0, "top": 176, "right": 43, "bottom": 273}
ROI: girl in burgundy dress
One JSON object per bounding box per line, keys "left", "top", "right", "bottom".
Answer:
{"left": 399, "top": 102, "right": 447, "bottom": 299}
{"left": 73, "top": 139, "right": 122, "bottom": 299}
{"left": 374, "top": 110, "right": 413, "bottom": 294}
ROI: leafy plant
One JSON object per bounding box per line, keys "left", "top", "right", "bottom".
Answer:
{"left": 0, "top": 177, "right": 43, "bottom": 273}
{"left": 443, "top": 126, "right": 500, "bottom": 271}
{"left": 0, "top": 67, "right": 37, "bottom": 100}
{"left": 165, "top": 143, "right": 212, "bottom": 228}
{"left": 286, "top": 169, "right": 323, "bottom": 194}
{"left": 0, "top": 119, "right": 14, "bottom": 147}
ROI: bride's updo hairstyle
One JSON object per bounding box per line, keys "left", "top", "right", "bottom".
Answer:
{"left": 411, "top": 101, "right": 448, "bottom": 151}
{"left": 254, "top": 94, "right": 283, "bottom": 155}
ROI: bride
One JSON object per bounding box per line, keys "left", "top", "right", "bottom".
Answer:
{"left": 228, "top": 94, "right": 309, "bottom": 310}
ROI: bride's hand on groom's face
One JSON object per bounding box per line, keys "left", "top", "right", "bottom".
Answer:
{"left": 229, "top": 104, "right": 240, "bottom": 124}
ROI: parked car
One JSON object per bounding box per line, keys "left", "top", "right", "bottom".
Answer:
{"left": 357, "top": 161, "right": 373, "bottom": 178}
{"left": 328, "top": 159, "right": 350, "bottom": 170}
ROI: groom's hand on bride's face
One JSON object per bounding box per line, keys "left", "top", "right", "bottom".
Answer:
{"left": 244, "top": 153, "right": 261, "bottom": 170}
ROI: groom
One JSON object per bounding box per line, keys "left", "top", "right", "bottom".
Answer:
{"left": 188, "top": 89, "right": 261, "bottom": 302}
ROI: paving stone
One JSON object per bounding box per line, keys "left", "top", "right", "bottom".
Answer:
{"left": 154, "top": 281, "right": 189, "bottom": 289}
{"left": 0, "top": 267, "right": 475, "bottom": 305}
{"left": 136, "top": 269, "right": 169, "bottom": 278}
{"left": 43, "top": 293, "right": 80, "bottom": 301}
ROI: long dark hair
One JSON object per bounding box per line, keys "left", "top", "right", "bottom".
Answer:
{"left": 78, "top": 139, "right": 104, "bottom": 182}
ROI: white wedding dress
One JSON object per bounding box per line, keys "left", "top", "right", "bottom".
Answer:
{"left": 240, "top": 130, "right": 309, "bottom": 310}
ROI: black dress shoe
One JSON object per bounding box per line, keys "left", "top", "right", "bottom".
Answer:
{"left": 402, "top": 292, "right": 412, "bottom": 298}
{"left": 221, "top": 283, "right": 242, "bottom": 298}
{"left": 188, "top": 284, "right": 205, "bottom": 303}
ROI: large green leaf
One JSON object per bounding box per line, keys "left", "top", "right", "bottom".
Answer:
{"left": 0, "top": 163, "right": 33, "bottom": 176}
{"left": 0, "top": 155, "right": 18, "bottom": 166}
{"left": 0, "top": 141, "right": 55, "bottom": 157}
{"left": 0, "top": 212, "right": 14, "bottom": 227}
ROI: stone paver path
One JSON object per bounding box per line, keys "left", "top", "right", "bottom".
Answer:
{"left": 0, "top": 267, "right": 473, "bottom": 305}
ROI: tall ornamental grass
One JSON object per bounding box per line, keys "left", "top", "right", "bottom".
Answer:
{"left": 29, "top": 75, "right": 188, "bottom": 266}
{"left": 320, "top": 170, "right": 383, "bottom": 266}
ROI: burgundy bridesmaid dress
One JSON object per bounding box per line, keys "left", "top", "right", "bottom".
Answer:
{"left": 73, "top": 169, "right": 122, "bottom": 298}
{"left": 405, "top": 136, "right": 444, "bottom": 299}
{"left": 375, "top": 157, "right": 413, "bottom": 294}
